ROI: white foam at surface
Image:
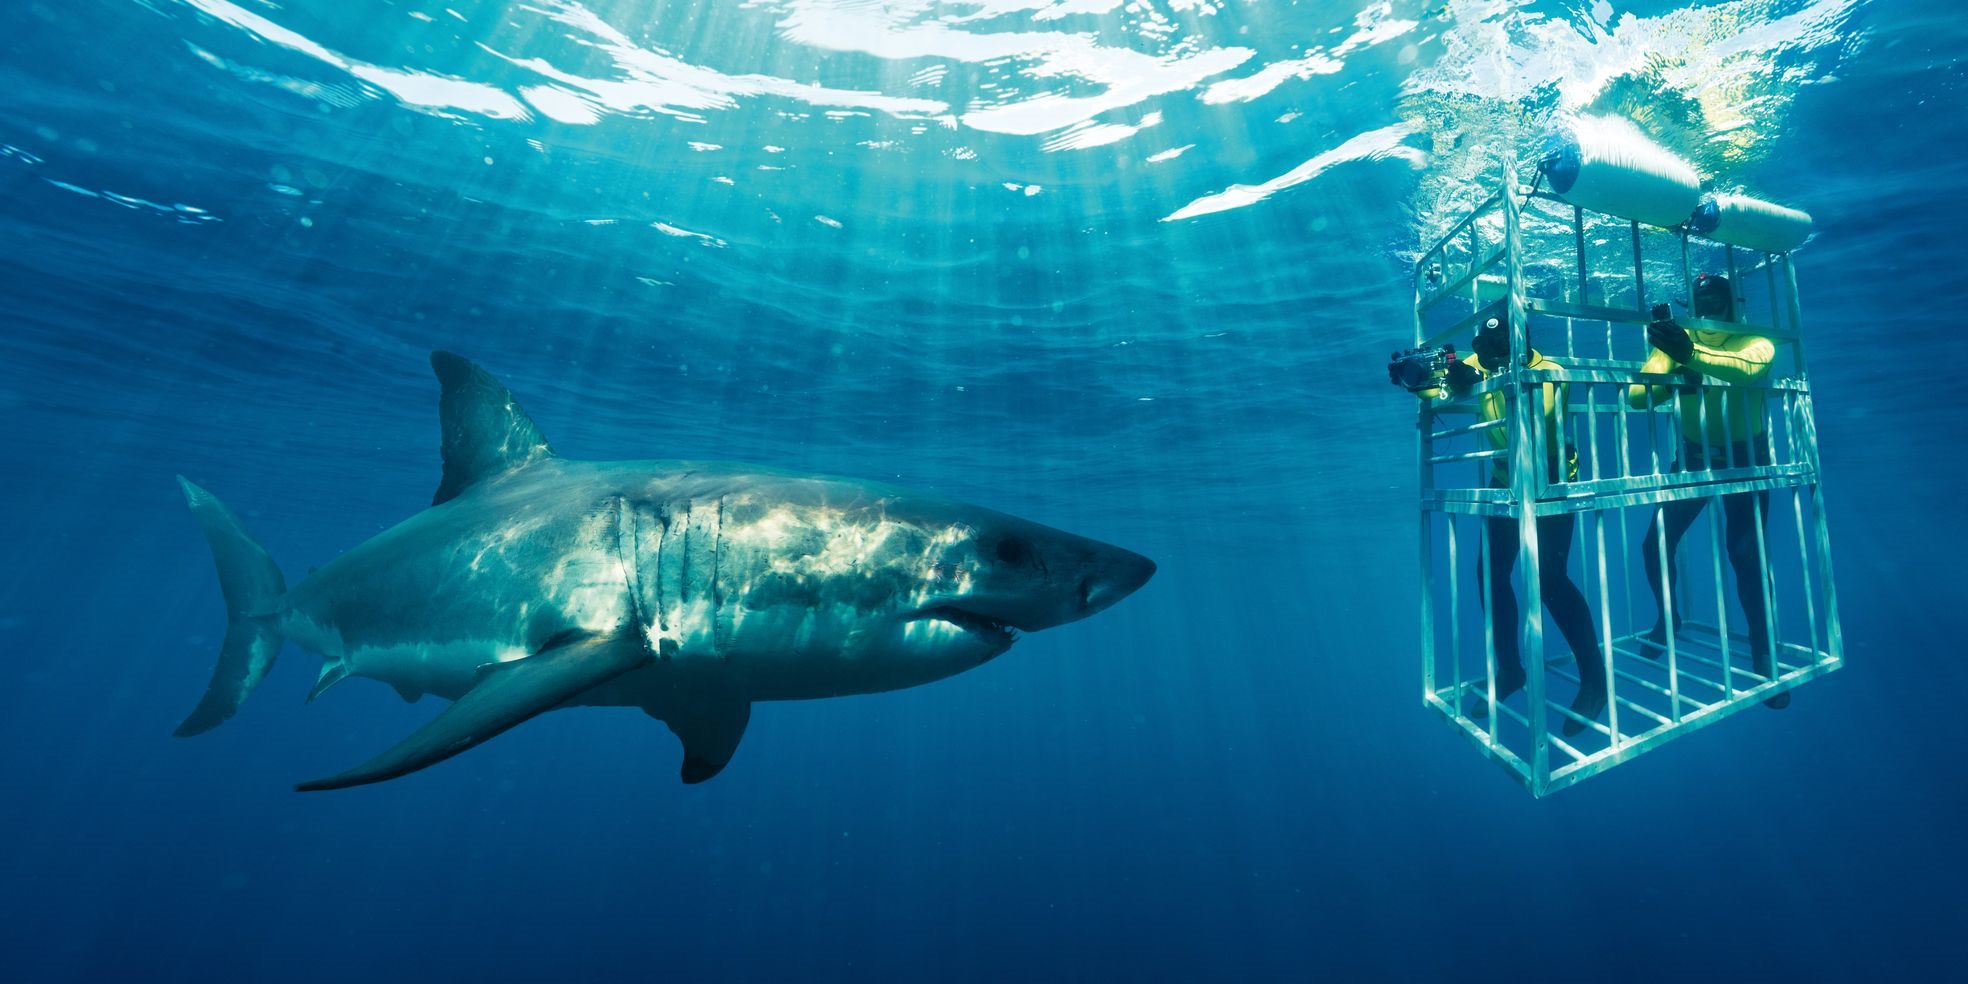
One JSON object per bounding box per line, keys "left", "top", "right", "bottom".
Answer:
{"left": 1162, "top": 124, "right": 1424, "bottom": 222}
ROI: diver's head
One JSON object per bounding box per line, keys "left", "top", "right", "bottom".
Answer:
{"left": 1692, "top": 273, "right": 1734, "bottom": 321}
{"left": 1472, "top": 314, "right": 1513, "bottom": 367}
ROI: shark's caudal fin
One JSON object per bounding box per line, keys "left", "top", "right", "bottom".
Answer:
{"left": 429, "top": 350, "right": 556, "bottom": 505}
{"left": 175, "top": 477, "right": 288, "bottom": 737}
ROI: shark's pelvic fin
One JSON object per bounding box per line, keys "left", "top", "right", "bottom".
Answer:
{"left": 175, "top": 477, "right": 288, "bottom": 737}
{"left": 656, "top": 693, "right": 753, "bottom": 784}
{"left": 306, "top": 659, "right": 349, "bottom": 703}
{"left": 307, "top": 660, "right": 421, "bottom": 705}
{"left": 295, "top": 629, "right": 651, "bottom": 792}
{"left": 429, "top": 350, "right": 556, "bottom": 506}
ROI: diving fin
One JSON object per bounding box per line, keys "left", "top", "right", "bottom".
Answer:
{"left": 296, "top": 630, "right": 650, "bottom": 792}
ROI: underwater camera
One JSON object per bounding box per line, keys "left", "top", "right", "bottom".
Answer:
{"left": 1388, "top": 344, "right": 1458, "bottom": 393}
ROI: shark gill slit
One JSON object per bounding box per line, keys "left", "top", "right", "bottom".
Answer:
{"left": 676, "top": 499, "right": 690, "bottom": 620}
{"left": 711, "top": 495, "right": 729, "bottom": 658}
{"left": 653, "top": 506, "right": 671, "bottom": 639}
{"left": 612, "top": 497, "right": 650, "bottom": 652}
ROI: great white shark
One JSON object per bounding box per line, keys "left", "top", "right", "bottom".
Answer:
{"left": 176, "top": 352, "right": 1155, "bottom": 790}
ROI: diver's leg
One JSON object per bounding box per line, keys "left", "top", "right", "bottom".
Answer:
{"left": 1724, "top": 488, "right": 1787, "bottom": 709}
{"left": 1641, "top": 497, "right": 1706, "bottom": 654}
{"left": 1468, "top": 515, "right": 1527, "bottom": 716}
{"left": 1535, "top": 514, "right": 1606, "bottom": 734}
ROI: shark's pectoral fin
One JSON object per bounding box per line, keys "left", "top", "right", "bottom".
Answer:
{"left": 652, "top": 693, "right": 751, "bottom": 784}
{"left": 429, "top": 351, "right": 556, "bottom": 506}
{"left": 296, "top": 630, "right": 651, "bottom": 792}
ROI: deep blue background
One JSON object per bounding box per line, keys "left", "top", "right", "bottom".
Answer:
{"left": 3, "top": 1, "right": 1964, "bottom": 981}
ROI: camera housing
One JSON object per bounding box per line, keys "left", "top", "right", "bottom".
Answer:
{"left": 1390, "top": 345, "right": 1458, "bottom": 392}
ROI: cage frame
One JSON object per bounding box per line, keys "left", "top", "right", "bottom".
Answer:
{"left": 1411, "top": 156, "right": 1845, "bottom": 797}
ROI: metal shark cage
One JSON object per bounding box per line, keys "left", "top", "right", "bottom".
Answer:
{"left": 1411, "top": 162, "right": 1843, "bottom": 797}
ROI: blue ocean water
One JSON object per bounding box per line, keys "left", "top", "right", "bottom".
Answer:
{"left": 2, "top": 0, "right": 1964, "bottom": 979}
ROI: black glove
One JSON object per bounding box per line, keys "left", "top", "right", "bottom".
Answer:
{"left": 1647, "top": 319, "right": 1695, "bottom": 364}
{"left": 1445, "top": 359, "right": 1481, "bottom": 393}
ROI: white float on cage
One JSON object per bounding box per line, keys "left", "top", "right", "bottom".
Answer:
{"left": 1538, "top": 116, "right": 1703, "bottom": 229}
{"left": 1690, "top": 194, "right": 1815, "bottom": 253}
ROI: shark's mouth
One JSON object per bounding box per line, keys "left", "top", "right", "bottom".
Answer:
{"left": 912, "top": 605, "right": 1020, "bottom": 649}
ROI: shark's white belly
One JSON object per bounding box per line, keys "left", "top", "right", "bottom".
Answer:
{"left": 354, "top": 639, "right": 528, "bottom": 700}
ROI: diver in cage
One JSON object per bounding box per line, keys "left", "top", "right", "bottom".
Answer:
{"left": 1390, "top": 318, "right": 1609, "bottom": 736}
{"left": 1628, "top": 272, "right": 1788, "bottom": 709}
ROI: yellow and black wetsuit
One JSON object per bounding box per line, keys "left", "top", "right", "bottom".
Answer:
{"left": 1444, "top": 349, "right": 1579, "bottom": 486}
{"left": 1424, "top": 349, "right": 1603, "bottom": 728}
{"left": 1626, "top": 327, "right": 1786, "bottom": 700}
{"left": 1627, "top": 329, "right": 1776, "bottom": 446}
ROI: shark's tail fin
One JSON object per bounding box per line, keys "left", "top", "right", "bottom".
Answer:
{"left": 175, "top": 476, "right": 287, "bottom": 737}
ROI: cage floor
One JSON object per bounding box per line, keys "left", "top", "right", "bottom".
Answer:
{"left": 1426, "top": 621, "right": 1841, "bottom": 796}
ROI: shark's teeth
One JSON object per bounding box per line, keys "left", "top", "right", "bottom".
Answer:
{"left": 912, "top": 605, "right": 1016, "bottom": 647}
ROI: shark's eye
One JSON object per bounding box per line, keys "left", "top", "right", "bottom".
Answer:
{"left": 995, "top": 536, "right": 1030, "bottom": 565}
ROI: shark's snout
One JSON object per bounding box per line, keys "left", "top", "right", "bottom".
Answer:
{"left": 1014, "top": 543, "right": 1154, "bottom": 631}
{"left": 1081, "top": 549, "right": 1155, "bottom": 615}
{"left": 955, "top": 537, "right": 1154, "bottom": 635}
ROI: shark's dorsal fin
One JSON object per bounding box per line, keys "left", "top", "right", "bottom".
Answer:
{"left": 430, "top": 350, "right": 555, "bottom": 506}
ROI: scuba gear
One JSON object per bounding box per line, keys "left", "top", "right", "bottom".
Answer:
{"left": 1666, "top": 274, "right": 1735, "bottom": 320}
{"left": 1691, "top": 272, "right": 1734, "bottom": 320}
{"left": 1471, "top": 314, "right": 1509, "bottom": 367}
